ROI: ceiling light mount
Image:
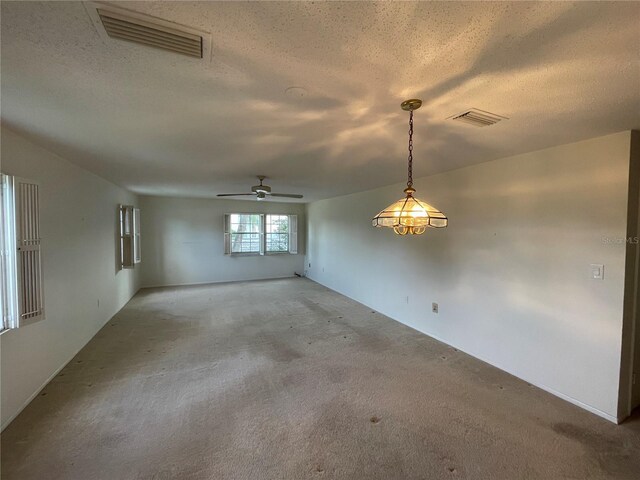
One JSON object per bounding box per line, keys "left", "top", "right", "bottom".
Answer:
{"left": 400, "top": 99, "right": 422, "bottom": 111}
{"left": 285, "top": 86, "right": 308, "bottom": 98}
{"left": 252, "top": 176, "right": 271, "bottom": 193}
{"left": 372, "top": 99, "right": 448, "bottom": 235}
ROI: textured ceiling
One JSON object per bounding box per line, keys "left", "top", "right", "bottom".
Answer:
{"left": 1, "top": 1, "right": 639, "bottom": 201}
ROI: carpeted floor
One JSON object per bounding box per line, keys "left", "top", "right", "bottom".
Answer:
{"left": 2, "top": 278, "right": 639, "bottom": 479}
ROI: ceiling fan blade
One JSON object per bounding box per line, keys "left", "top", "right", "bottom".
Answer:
{"left": 270, "top": 193, "right": 304, "bottom": 198}
{"left": 216, "top": 193, "right": 255, "bottom": 197}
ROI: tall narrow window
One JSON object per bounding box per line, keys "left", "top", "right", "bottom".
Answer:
{"left": 119, "top": 205, "right": 133, "bottom": 269}
{"left": 1, "top": 174, "right": 45, "bottom": 330}
{"left": 119, "top": 205, "right": 141, "bottom": 268}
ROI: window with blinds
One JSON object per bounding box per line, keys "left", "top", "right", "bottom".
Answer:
{"left": 1, "top": 174, "right": 45, "bottom": 330}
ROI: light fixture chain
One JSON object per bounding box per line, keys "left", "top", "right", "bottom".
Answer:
{"left": 407, "top": 109, "right": 413, "bottom": 188}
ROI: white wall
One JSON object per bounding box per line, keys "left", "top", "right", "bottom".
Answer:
{"left": 0, "top": 127, "right": 140, "bottom": 429}
{"left": 140, "top": 196, "right": 305, "bottom": 287}
{"left": 306, "top": 131, "right": 633, "bottom": 422}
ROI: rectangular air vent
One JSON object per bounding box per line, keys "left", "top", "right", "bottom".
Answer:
{"left": 449, "top": 109, "right": 507, "bottom": 127}
{"left": 98, "top": 9, "right": 202, "bottom": 58}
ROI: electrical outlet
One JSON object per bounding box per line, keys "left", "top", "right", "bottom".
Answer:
{"left": 308, "top": 263, "right": 311, "bottom": 268}
{"left": 432, "top": 302, "right": 438, "bottom": 314}
{"left": 406, "top": 296, "right": 409, "bottom": 304}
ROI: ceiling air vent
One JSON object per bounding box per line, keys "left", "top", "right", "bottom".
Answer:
{"left": 85, "top": 3, "right": 211, "bottom": 60}
{"left": 449, "top": 109, "right": 507, "bottom": 127}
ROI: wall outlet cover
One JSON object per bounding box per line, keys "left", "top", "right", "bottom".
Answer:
{"left": 432, "top": 302, "right": 439, "bottom": 314}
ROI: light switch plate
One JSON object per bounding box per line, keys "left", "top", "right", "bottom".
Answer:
{"left": 591, "top": 264, "right": 604, "bottom": 280}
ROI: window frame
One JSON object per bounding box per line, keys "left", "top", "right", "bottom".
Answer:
{"left": 228, "top": 213, "right": 264, "bottom": 255}
{"left": 224, "top": 213, "right": 298, "bottom": 256}
{"left": 265, "top": 214, "right": 291, "bottom": 254}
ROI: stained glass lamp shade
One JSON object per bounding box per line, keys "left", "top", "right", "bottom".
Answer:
{"left": 372, "top": 187, "right": 448, "bottom": 235}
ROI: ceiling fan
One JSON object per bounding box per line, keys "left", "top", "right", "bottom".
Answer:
{"left": 217, "top": 176, "right": 303, "bottom": 200}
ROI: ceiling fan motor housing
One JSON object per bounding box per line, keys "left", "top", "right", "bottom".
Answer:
{"left": 252, "top": 184, "right": 271, "bottom": 194}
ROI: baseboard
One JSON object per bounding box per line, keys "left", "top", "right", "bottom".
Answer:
{"left": 306, "top": 275, "right": 620, "bottom": 425}
{"left": 141, "top": 275, "right": 298, "bottom": 289}
{"left": 1, "top": 287, "right": 141, "bottom": 432}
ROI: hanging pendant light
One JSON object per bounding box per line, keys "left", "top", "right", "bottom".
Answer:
{"left": 372, "top": 99, "right": 448, "bottom": 235}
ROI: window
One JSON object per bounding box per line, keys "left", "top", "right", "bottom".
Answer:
{"left": 266, "top": 214, "right": 289, "bottom": 252}
{"left": 119, "top": 205, "right": 141, "bottom": 269}
{"left": 1, "top": 174, "right": 45, "bottom": 331}
{"left": 224, "top": 213, "right": 298, "bottom": 255}
{"left": 228, "top": 213, "right": 262, "bottom": 254}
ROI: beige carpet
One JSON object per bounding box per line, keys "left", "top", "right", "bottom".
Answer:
{"left": 2, "top": 278, "right": 639, "bottom": 480}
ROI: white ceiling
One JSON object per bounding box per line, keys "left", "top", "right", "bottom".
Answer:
{"left": 1, "top": 1, "right": 639, "bottom": 202}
